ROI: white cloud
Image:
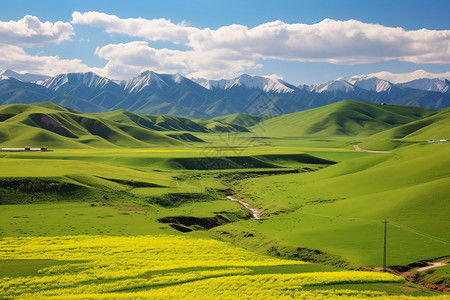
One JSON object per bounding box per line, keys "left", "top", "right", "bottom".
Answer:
{"left": 71, "top": 12, "right": 450, "bottom": 79}
{"left": 363, "top": 70, "right": 450, "bottom": 83}
{"left": 0, "top": 44, "right": 96, "bottom": 76}
{"left": 72, "top": 11, "right": 197, "bottom": 44}
{"left": 0, "top": 15, "right": 73, "bottom": 47}
{"left": 94, "top": 41, "right": 256, "bottom": 79}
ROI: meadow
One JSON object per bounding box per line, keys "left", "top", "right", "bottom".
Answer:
{"left": 0, "top": 101, "right": 449, "bottom": 298}
{"left": 0, "top": 235, "right": 442, "bottom": 299}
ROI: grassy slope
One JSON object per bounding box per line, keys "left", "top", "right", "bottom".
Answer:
{"left": 251, "top": 100, "right": 435, "bottom": 137}
{"left": 367, "top": 107, "right": 450, "bottom": 141}
{"left": 88, "top": 110, "right": 210, "bottom": 132}
{"left": 0, "top": 103, "right": 184, "bottom": 148}
{"left": 1, "top": 100, "right": 449, "bottom": 294}
{"left": 222, "top": 143, "right": 450, "bottom": 267}
{"left": 211, "top": 113, "right": 271, "bottom": 127}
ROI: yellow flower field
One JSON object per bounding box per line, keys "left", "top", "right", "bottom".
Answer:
{"left": 0, "top": 235, "right": 447, "bottom": 299}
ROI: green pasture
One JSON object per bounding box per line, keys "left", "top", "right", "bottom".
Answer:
{"left": 0, "top": 101, "right": 449, "bottom": 297}
{"left": 222, "top": 143, "right": 450, "bottom": 267}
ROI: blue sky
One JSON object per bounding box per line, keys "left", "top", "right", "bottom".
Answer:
{"left": 1, "top": 0, "right": 449, "bottom": 84}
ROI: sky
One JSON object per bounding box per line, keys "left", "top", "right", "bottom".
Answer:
{"left": 1, "top": 0, "right": 449, "bottom": 85}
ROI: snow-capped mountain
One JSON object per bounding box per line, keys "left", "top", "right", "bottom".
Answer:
{"left": 0, "top": 69, "right": 49, "bottom": 82}
{"left": 35, "top": 72, "right": 115, "bottom": 91}
{"left": 195, "top": 74, "right": 298, "bottom": 93}
{"left": 34, "top": 72, "right": 127, "bottom": 110}
{"left": 0, "top": 69, "right": 449, "bottom": 118}
{"left": 398, "top": 78, "right": 450, "bottom": 93}
{"left": 342, "top": 76, "right": 395, "bottom": 93}
{"left": 308, "top": 79, "right": 355, "bottom": 93}
{"left": 122, "top": 71, "right": 191, "bottom": 94}
{"left": 307, "top": 76, "right": 402, "bottom": 94}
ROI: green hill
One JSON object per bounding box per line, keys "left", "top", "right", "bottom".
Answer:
{"left": 211, "top": 113, "right": 271, "bottom": 127}
{"left": 195, "top": 119, "right": 249, "bottom": 133}
{"left": 88, "top": 110, "right": 210, "bottom": 132}
{"left": 368, "top": 107, "right": 450, "bottom": 141}
{"left": 0, "top": 103, "right": 185, "bottom": 148}
{"left": 252, "top": 100, "right": 435, "bottom": 137}
{"left": 222, "top": 143, "right": 450, "bottom": 267}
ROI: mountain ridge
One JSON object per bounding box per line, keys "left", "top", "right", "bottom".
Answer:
{"left": 0, "top": 70, "right": 449, "bottom": 118}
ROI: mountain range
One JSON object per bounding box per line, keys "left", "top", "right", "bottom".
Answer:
{"left": 0, "top": 69, "right": 449, "bottom": 118}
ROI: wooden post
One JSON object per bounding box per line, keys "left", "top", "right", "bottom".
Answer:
{"left": 383, "top": 220, "right": 389, "bottom": 272}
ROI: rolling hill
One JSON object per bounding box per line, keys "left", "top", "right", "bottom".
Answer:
{"left": 0, "top": 103, "right": 257, "bottom": 149}
{"left": 0, "top": 103, "right": 186, "bottom": 148}
{"left": 367, "top": 107, "right": 450, "bottom": 141}
{"left": 251, "top": 100, "right": 436, "bottom": 137}
{"left": 211, "top": 113, "right": 271, "bottom": 127}
{"left": 224, "top": 142, "right": 450, "bottom": 267}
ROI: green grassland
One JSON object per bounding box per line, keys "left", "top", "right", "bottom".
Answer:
{"left": 251, "top": 100, "right": 435, "bottom": 138}
{"left": 218, "top": 143, "right": 449, "bottom": 267}
{"left": 0, "top": 100, "right": 449, "bottom": 298}
{"left": 1, "top": 235, "right": 440, "bottom": 299}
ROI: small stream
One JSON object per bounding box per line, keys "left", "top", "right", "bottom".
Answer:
{"left": 227, "top": 196, "right": 260, "bottom": 219}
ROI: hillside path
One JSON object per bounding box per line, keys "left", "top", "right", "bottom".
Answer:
{"left": 416, "top": 261, "right": 449, "bottom": 272}
{"left": 353, "top": 145, "right": 392, "bottom": 154}
{"left": 227, "top": 196, "right": 260, "bottom": 219}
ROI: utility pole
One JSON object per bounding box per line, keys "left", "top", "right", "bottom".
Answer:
{"left": 383, "top": 220, "right": 389, "bottom": 272}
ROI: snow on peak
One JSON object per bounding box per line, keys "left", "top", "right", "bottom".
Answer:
{"left": 398, "top": 78, "right": 449, "bottom": 93}
{"left": 196, "top": 74, "right": 296, "bottom": 93}
{"left": 0, "top": 74, "right": 10, "bottom": 80}
{"left": 124, "top": 71, "right": 190, "bottom": 93}
{"left": 124, "top": 71, "right": 166, "bottom": 93}
{"left": 0, "top": 69, "right": 49, "bottom": 82}
{"left": 35, "top": 72, "right": 111, "bottom": 91}
{"left": 310, "top": 79, "right": 355, "bottom": 93}
{"left": 172, "top": 73, "right": 183, "bottom": 84}
{"left": 343, "top": 76, "right": 394, "bottom": 93}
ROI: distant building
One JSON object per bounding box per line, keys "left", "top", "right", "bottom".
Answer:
{"left": 0, "top": 146, "right": 49, "bottom": 152}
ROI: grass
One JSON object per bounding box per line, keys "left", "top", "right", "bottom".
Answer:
{"left": 251, "top": 100, "right": 435, "bottom": 138}
{"left": 0, "top": 235, "right": 440, "bottom": 299}
{"left": 419, "top": 264, "right": 450, "bottom": 285}
{"left": 1, "top": 101, "right": 449, "bottom": 298}
{"left": 222, "top": 143, "right": 450, "bottom": 267}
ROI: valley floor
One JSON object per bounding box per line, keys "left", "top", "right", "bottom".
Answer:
{"left": 1, "top": 101, "right": 449, "bottom": 298}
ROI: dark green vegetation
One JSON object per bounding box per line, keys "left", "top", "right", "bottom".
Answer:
{"left": 0, "top": 100, "right": 449, "bottom": 295}
{"left": 0, "top": 103, "right": 252, "bottom": 149}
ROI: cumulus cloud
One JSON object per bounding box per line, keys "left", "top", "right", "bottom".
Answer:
{"left": 72, "top": 11, "right": 197, "bottom": 44}
{"left": 71, "top": 12, "right": 450, "bottom": 79}
{"left": 0, "top": 15, "right": 73, "bottom": 47}
{"left": 0, "top": 44, "right": 96, "bottom": 76}
{"left": 94, "top": 41, "right": 256, "bottom": 79}
{"left": 363, "top": 70, "right": 450, "bottom": 83}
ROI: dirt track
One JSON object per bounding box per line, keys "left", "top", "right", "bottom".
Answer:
{"left": 416, "top": 261, "right": 449, "bottom": 272}
{"left": 372, "top": 259, "right": 449, "bottom": 293}
{"left": 353, "top": 145, "right": 392, "bottom": 154}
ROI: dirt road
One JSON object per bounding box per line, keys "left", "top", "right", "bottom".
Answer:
{"left": 353, "top": 145, "right": 392, "bottom": 154}
{"left": 416, "top": 261, "right": 449, "bottom": 272}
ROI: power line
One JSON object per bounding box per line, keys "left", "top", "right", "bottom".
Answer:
{"left": 389, "top": 221, "right": 450, "bottom": 246}
{"left": 297, "top": 211, "right": 450, "bottom": 246}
